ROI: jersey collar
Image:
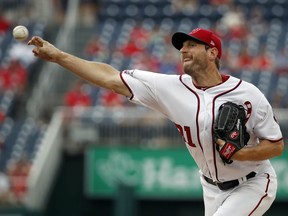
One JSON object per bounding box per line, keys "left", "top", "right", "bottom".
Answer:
{"left": 193, "top": 74, "right": 230, "bottom": 90}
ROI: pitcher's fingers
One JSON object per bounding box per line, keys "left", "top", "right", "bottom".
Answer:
{"left": 28, "top": 37, "right": 36, "bottom": 46}
{"left": 28, "top": 36, "right": 44, "bottom": 47}
{"left": 216, "top": 139, "right": 225, "bottom": 146}
{"left": 32, "top": 47, "right": 40, "bottom": 56}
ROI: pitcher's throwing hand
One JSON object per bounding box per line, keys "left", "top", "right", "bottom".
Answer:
{"left": 28, "top": 36, "right": 62, "bottom": 62}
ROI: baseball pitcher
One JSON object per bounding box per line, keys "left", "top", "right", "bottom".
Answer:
{"left": 28, "top": 27, "right": 284, "bottom": 216}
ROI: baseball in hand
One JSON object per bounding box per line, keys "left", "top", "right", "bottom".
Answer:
{"left": 13, "top": 25, "right": 29, "bottom": 41}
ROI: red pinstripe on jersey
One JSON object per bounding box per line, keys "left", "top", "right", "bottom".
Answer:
{"left": 248, "top": 173, "right": 271, "bottom": 216}
{"left": 179, "top": 75, "right": 203, "bottom": 152}
{"left": 212, "top": 80, "right": 243, "bottom": 181}
{"left": 120, "top": 71, "right": 134, "bottom": 100}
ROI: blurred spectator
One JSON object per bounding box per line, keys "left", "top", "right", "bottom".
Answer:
{"left": 0, "top": 59, "right": 28, "bottom": 92}
{"left": 51, "top": 0, "right": 99, "bottom": 25}
{"left": 0, "top": 107, "right": 6, "bottom": 124}
{"left": 130, "top": 53, "right": 159, "bottom": 71}
{"left": 170, "top": 0, "right": 198, "bottom": 14}
{"left": 7, "top": 154, "right": 31, "bottom": 204}
{"left": 219, "top": 4, "right": 247, "bottom": 39}
{"left": 130, "top": 26, "right": 150, "bottom": 42}
{"left": 8, "top": 40, "right": 36, "bottom": 67}
{"left": 235, "top": 46, "right": 255, "bottom": 71}
{"left": 158, "top": 48, "right": 182, "bottom": 75}
{"left": 274, "top": 48, "right": 288, "bottom": 74}
{"left": 248, "top": 6, "right": 268, "bottom": 38}
{"left": 64, "top": 81, "right": 92, "bottom": 107}
{"left": 148, "top": 26, "right": 170, "bottom": 57}
{"left": 98, "top": 89, "right": 124, "bottom": 107}
{"left": 52, "top": 0, "right": 69, "bottom": 23}
{"left": 84, "top": 35, "right": 108, "bottom": 61}
{"left": 119, "top": 37, "right": 147, "bottom": 57}
{"left": 209, "top": 0, "right": 233, "bottom": 5}
{"left": 0, "top": 11, "right": 11, "bottom": 36}
{"left": 271, "top": 91, "right": 288, "bottom": 108}
{"left": 253, "top": 47, "right": 273, "bottom": 71}
{"left": 119, "top": 26, "right": 150, "bottom": 57}
{"left": 0, "top": 171, "right": 10, "bottom": 205}
{"left": 78, "top": 0, "right": 99, "bottom": 27}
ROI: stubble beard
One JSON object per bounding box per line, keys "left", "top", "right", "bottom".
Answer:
{"left": 183, "top": 57, "right": 208, "bottom": 77}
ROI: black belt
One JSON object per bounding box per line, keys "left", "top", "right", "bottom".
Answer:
{"left": 203, "top": 172, "right": 256, "bottom": 190}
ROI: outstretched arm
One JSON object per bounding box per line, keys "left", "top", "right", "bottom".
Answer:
{"left": 28, "top": 36, "right": 131, "bottom": 97}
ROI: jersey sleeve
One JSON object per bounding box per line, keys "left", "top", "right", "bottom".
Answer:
{"left": 120, "top": 69, "right": 163, "bottom": 112}
{"left": 253, "top": 95, "right": 283, "bottom": 141}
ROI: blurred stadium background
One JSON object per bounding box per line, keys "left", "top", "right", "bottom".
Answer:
{"left": 0, "top": 0, "right": 288, "bottom": 215}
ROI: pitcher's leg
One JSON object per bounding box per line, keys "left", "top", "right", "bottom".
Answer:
{"left": 213, "top": 172, "right": 277, "bottom": 216}
{"left": 200, "top": 175, "right": 228, "bottom": 216}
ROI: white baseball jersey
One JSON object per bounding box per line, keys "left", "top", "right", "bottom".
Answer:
{"left": 120, "top": 69, "right": 283, "bottom": 182}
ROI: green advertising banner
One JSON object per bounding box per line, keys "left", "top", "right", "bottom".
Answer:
{"left": 85, "top": 147, "right": 202, "bottom": 199}
{"left": 85, "top": 147, "right": 288, "bottom": 200}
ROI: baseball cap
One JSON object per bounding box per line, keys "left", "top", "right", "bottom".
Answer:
{"left": 171, "top": 28, "right": 222, "bottom": 59}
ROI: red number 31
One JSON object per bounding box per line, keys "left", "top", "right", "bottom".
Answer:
{"left": 175, "top": 124, "right": 196, "bottom": 147}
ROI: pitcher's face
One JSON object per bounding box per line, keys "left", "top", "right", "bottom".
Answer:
{"left": 180, "top": 40, "right": 210, "bottom": 75}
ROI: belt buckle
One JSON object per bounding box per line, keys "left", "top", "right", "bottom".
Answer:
{"left": 215, "top": 181, "right": 225, "bottom": 190}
